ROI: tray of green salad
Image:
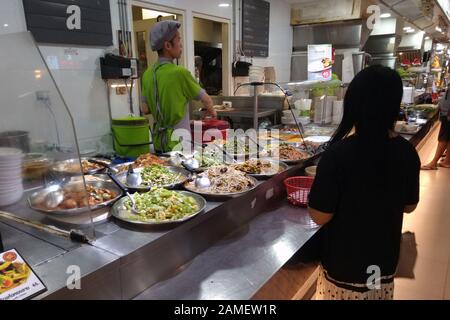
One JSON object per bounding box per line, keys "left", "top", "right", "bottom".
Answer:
{"left": 111, "top": 188, "right": 206, "bottom": 225}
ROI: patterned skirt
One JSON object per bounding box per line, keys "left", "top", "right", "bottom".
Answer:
{"left": 315, "top": 265, "right": 394, "bottom": 300}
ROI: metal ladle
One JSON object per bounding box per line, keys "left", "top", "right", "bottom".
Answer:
{"left": 126, "top": 165, "right": 142, "bottom": 188}
{"left": 181, "top": 161, "right": 211, "bottom": 189}
{"left": 44, "top": 190, "right": 65, "bottom": 209}
{"left": 107, "top": 172, "right": 138, "bottom": 214}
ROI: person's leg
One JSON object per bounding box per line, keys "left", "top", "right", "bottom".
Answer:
{"left": 422, "top": 141, "right": 447, "bottom": 170}
{"left": 422, "top": 118, "right": 448, "bottom": 170}
{"left": 438, "top": 141, "right": 450, "bottom": 167}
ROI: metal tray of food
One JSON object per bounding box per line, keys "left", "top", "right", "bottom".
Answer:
{"left": 183, "top": 167, "right": 259, "bottom": 199}
{"left": 262, "top": 145, "right": 313, "bottom": 165}
{"left": 233, "top": 158, "right": 289, "bottom": 179}
{"left": 28, "top": 178, "right": 122, "bottom": 216}
{"left": 111, "top": 190, "right": 207, "bottom": 226}
{"left": 115, "top": 165, "right": 190, "bottom": 191}
{"left": 51, "top": 158, "right": 111, "bottom": 175}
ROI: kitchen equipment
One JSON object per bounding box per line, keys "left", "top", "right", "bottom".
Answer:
{"left": 181, "top": 161, "right": 211, "bottom": 189}
{"left": 0, "top": 131, "right": 30, "bottom": 153}
{"left": 184, "top": 175, "right": 258, "bottom": 199}
{"left": 191, "top": 119, "right": 230, "bottom": 144}
{"left": 28, "top": 178, "right": 122, "bottom": 216}
{"left": 284, "top": 176, "right": 314, "bottom": 207}
{"left": 107, "top": 172, "right": 137, "bottom": 214}
{"left": 44, "top": 190, "right": 65, "bottom": 209}
{"left": 111, "top": 190, "right": 206, "bottom": 226}
{"left": 0, "top": 210, "right": 93, "bottom": 244}
{"left": 22, "top": 153, "right": 53, "bottom": 180}
{"left": 233, "top": 158, "right": 289, "bottom": 179}
{"left": 126, "top": 165, "right": 142, "bottom": 188}
{"left": 116, "top": 166, "right": 190, "bottom": 191}
{"left": 111, "top": 116, "right": 150, "bottom": 158}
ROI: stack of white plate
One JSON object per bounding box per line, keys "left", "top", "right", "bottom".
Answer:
{"left": 0, "top": 147, "right": 24, "bottom": 207}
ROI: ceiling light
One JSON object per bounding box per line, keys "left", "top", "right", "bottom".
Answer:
{"left": 406, "top": 29, "right": 415, "bottom": 33}
{"left": 436, "top": 26, "right": 442, "bottom": 32}
{"left": 403, "top": 27, "right": 411, "bottom": 31}
{"left": 380, "top": 13, "right": 391, "bottom": 18}
{"left": 3, "top": 24, "right": 8, "bottom": 27}
{"left": 425, "top": 36, "right": 430, "bottom": 40}
{"left": 218, "top": 3, "right": 230, "bottom": 7}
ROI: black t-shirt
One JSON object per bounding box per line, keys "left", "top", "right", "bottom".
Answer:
{"left": 308, "top": 135, "right": 420, "bottom": 284}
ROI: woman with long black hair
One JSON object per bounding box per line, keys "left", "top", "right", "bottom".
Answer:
{"left": 308, "top": 65, "right": 421, "bottom": 300}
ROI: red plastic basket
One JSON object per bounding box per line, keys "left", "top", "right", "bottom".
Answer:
{"left": 284, "top": 176, "right": 315, "bottom": 207}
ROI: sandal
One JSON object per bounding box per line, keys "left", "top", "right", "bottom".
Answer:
{"left": 421, "top": 164, "right": 438, "bottom": 170}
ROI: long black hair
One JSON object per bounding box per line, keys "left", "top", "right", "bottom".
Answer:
{"left": 330, "top": 65, "right": 403, "bottom": 180}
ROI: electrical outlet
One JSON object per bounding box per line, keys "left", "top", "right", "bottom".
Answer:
{"left": 36, "top": 90, "right": 50, "bottom": 101}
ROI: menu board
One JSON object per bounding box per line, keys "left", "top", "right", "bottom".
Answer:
{"left": 308, "top": 44, "right": 333, "bottom": 81}
{"left": 0, "top": 249, "right": 47, "bottom": 300}
{"left": 22, "top": 0, "right": 113, "bottom": 46}
{"left": 241, "top": 0, "right": 270, "bottom": 57}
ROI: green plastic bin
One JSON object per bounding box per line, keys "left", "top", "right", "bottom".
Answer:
{"left": 111, "top": 116, "right": 150, "bottom": 158}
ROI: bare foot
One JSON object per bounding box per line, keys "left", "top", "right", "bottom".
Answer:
{"left": 438, "top": 162, "right": 450, "bottom": 168}
{"left": 421, "top": 163, "right": 438, "bottom": 170}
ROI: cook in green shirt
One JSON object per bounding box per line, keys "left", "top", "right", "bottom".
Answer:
{"left": 141, "top": 20, "right": 216, "bottom": 152}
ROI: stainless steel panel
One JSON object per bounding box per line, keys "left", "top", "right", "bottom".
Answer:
{"left": 134, "top": 201, "right": 319, "bottom": 300}
{"left": 0, "top": 222, "right": 67, "bottom": 266}
{"left": 291, "top": 52, "right": 308, "bottom": 81}
{"left": 293, "top": 21, "right": 364, "bottom": 51}
{"left": 33, "top": 245, "right": 121, "bottom": 300}
{"left": 363, "top": 35, "right": 397, "bottom": 54}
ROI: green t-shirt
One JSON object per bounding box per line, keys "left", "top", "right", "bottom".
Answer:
{"left": 142, "top": 61, "right": 203, "bottom": 152}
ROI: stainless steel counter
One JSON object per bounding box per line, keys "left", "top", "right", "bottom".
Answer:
{"left": 0, "top": 157, "right": 319, "bottom": 300}
{"left": 0, "top": 115, "right": 435, "bottom": 300}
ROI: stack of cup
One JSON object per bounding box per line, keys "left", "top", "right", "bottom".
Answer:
{"left": 0, "top": 147, "right": 24, "bottom": 207}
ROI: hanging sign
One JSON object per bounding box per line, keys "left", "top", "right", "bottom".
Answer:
{"left": 308, "top": 44, "right": 333, "bottom": 81}
{"left": 22, "top": 0, "right": 113, "bottom": 46}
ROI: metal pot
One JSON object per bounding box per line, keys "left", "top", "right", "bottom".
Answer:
{"left": 0, "top": 131, "right": 30, "bottom": 153}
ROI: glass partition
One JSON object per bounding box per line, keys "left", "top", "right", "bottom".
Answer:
{"left": 0, "top": 32, "right": 103, "bottom": 240}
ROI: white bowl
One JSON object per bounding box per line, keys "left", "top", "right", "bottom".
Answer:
{"left": 305, "top": 166, "right": 317, "bottom": 177}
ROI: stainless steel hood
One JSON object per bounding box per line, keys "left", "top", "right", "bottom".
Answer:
{"left": 293, "top": 20, "right": 371, "bottom": 51}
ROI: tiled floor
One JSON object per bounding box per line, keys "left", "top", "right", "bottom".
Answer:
{"left": 394, "top": 125, "right": 450, "bottom": 300}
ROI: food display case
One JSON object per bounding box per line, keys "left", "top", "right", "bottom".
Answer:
{"left": 0, "top": 32, "right": 102, "bottom": 239}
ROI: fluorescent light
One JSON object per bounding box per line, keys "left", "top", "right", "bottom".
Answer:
{"left": 3, "top": 24, "right": 8, "bottom": 27}
{"left": 218, "top": 3, "right": 230, "bottom": 7}
{"left": 406, "top": 29, "right": 415, "bottom": 33}
{"left": 403, "top": 27, "right": 412, "bottom": 31}
{"left": 380, "top": 13, "right": 391, "bottom": 18}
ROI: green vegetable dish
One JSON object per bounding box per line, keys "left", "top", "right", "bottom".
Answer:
{"left": 124, "top": 188, "right": 200, "bottom": 222}
{"left": 194, "top": 151, "right": 223, "bottom": 168}
{"left": 140, "top": 165, "right": 183, "bottom": 187}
